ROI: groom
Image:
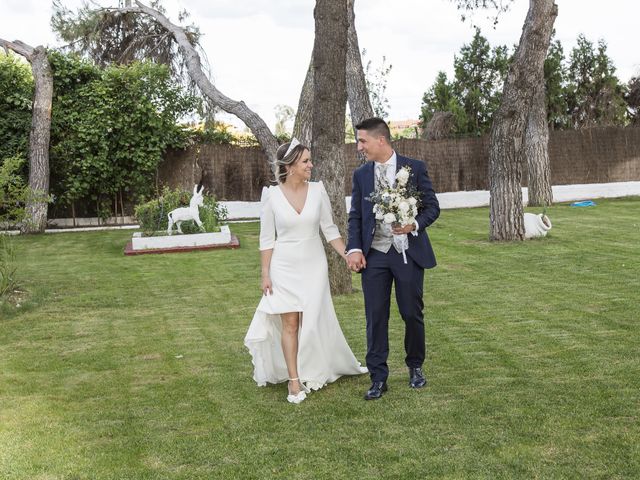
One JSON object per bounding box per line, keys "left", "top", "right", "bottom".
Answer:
{"left": 346, "top": 117, "right": 440, "bottom": 400}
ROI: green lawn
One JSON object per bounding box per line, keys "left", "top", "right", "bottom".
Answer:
{"left": 1, "top": 198, "right": 639, "bottom": 479}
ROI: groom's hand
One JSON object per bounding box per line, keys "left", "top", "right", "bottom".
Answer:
{"left": 346, "top": 251, "right": 366, "bottom": 272}
{"left": 392, "top": 223, "right": 416, "bottom": 235}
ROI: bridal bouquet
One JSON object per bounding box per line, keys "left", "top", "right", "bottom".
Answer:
{"left": 368, "top": 165, "right": 422, "bottom": 263}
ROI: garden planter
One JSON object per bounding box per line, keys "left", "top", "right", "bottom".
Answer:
{"left": 125, "top": 225, "right": 238, "bottom": 255}
{"left": 524, "top": 213, "right": 552, "bottom": 239}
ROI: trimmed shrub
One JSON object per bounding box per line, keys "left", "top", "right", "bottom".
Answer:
{"left": 134, "top": 186, "right": 227, "bottom": 236}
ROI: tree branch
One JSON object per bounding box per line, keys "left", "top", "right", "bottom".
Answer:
{"left": 108, "top": 2, "right": 278, "bottom": 163}
{"left": 0, "top": 38, "right": 36, "bottom": 61}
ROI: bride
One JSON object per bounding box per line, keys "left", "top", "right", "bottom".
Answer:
{"left": 244, "top": 138, "right": 367, "bottom": 404}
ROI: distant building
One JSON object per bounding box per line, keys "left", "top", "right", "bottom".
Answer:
{"left": 388, "top": 119, "right": 421, "bottom": 138}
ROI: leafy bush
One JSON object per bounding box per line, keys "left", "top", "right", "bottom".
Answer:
{"left": 47, "top": 52, "right": 201, "bottom": 213}
{"left": 0, "top": 235, "right": 18, "bottom": 301}
{"left": 0, "top": 154, "right": 27, "bottom": 226}
{"left": 186, "top": 121, "right": 235, "bottom": 145}
{"left": 0, "top": 154, "right": 27, "bottom": 303}
{"left": 0, "top": 52, "right": 33, "bottom": 174}
{"left": 134, "top": 186, "right": 227, "bottom": 236}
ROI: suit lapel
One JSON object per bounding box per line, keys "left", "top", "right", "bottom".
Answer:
{"left": 396, "top": 155, "right": 407, "bottom": 179}
{"left": 396, "top": 155, "right": 414, "bottom": 188}
{"left": 362, "top": 161, "right": 375, "bottom": 220}
{"left": 364, "top": 161, "right": 375, "bottom": 196}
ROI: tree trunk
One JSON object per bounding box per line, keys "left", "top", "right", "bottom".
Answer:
{"left": 312, "top": 0, "right": 351, "bottom": 295}
{"left": 488, "top": 0, "right": 557, "bottom": 241}
{"left": 292, "top": 60, "right": 314, "bottom": 147}
{"left": 119, "top": 188, "right": 125, "bottom": 223}
{"left": 0, "top": 40, "right": 53, "bottom": 234}
{"left": 346, "top": 0, "right": 374, "bottom": 165}
{"left": 23, "top": 47, "right": 52, "bottom": 233}
{"left": 346, "top": 0, "right": 374, "bottom": 128}
{"left": 119, "top": 2, "right": 279, "bottom": 169}
{"left": 524, "top": 84, "right": 553, "bottom": 207}
{"left": 294, "top": 0, "right": 373, "bottom": 157}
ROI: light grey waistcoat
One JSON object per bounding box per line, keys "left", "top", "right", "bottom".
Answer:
{"left": 371, "top": 163, "right": 394, "bottom": 253}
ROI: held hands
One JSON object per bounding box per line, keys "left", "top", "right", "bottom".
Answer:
{"left": 344, "top": 224, "right": 415, "bottom": 273}
{"left": 346, "top": 251, "right": 366, "bottom": 272}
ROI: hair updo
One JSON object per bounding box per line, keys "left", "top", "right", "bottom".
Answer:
{"left": 274, "top": 141, "right": 308, "bottom": 184}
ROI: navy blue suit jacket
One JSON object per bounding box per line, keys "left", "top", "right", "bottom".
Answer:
{"left": 347, "top": 155, "right": 440, "bottom": 269}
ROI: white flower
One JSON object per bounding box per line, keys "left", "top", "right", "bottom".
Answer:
{"left": 383, "top": 212, "right": 396, "bottom": 224}
{"left": 408, "top": 197, "right": 417, "bottom": 206}
{"left": 398, "top": 201, "right": 410, "bottom": 213}
{"left": 375, "top": 211, "right": 384, "bottom": 220}
{"left": 395, "top": 167, "right": 410, "bottom": 186}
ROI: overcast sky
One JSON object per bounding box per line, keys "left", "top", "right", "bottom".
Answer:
{"left": 1, "top": 0, "right": 638, "bottom": 130}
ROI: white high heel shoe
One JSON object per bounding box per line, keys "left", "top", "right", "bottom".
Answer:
{"left": 286, "top": 378, "right": 307, "bottom": 404}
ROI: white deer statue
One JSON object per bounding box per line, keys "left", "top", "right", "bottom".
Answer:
{"left": 167, "top": 185, "right": 205, "bottom": 235}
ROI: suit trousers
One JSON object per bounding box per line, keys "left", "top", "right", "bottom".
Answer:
{"left": 361, "top": 247, "right": 425, "bottom": 382}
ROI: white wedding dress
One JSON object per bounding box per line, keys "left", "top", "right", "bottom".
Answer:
{"left": 244, "top": 181, "right": 367, "bottom": 391}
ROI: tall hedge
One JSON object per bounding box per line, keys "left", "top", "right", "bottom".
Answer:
{"left": 0, "top": 52, "right": 33, "bottom": 172}
{"left": 48, "top": 52, "right": 200, "bottom": 214}
{"left": 1, "top": 50, "right": 201, "bottom": 218}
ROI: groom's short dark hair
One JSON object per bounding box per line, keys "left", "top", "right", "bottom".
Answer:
{"left": 355, "top": 117, "right": 391, "bottom": 143}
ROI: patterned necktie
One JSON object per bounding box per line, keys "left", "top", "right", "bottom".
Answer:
{"left": 376, "top": 163, "right": 390, "bottom": 191}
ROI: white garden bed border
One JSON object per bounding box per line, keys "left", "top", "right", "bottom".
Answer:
{"left": 130, "top": 225, "right": 231, "bottom": 251}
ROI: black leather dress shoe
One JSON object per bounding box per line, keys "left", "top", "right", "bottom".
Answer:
{"left": 364, "top": 381, "right": 388, "bottom": 400}
{"left": 409, "top": 368, "right": 427, "bottom": 388}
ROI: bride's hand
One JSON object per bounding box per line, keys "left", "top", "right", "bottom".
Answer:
{"left": 261, "top": 276, "right": 273, "bottom": 296}
{"left": 347, "top": 251, "right": 366, "bottom": 272}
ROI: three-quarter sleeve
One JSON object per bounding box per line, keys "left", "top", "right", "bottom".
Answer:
{"left": 318, "top": 181, "right": 341, "bottom": 242}
{"left": 259, "top": 187, "right": 276, "bottom": 250}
